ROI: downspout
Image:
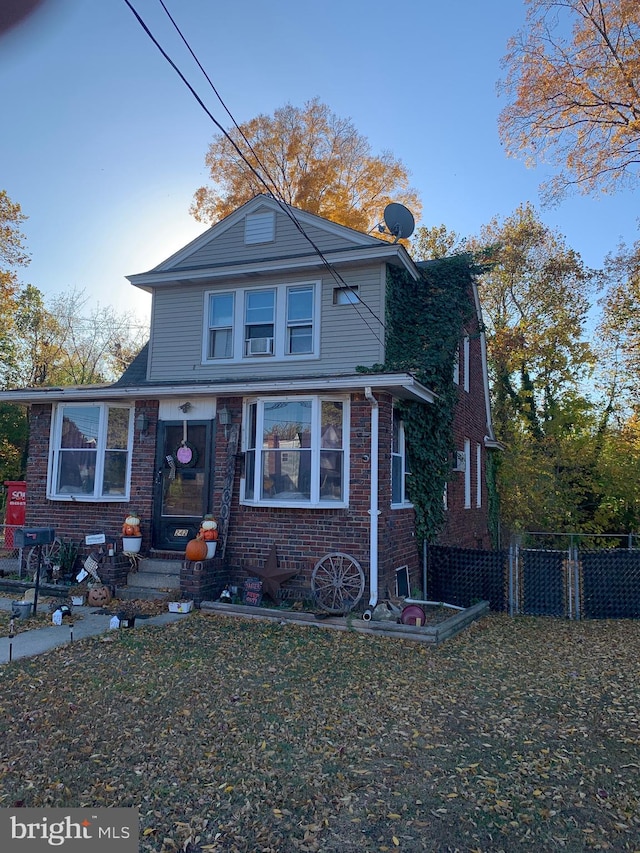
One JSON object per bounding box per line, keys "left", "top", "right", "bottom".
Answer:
{"left": 363, "top": 387, "right": 380, "bottom": 616}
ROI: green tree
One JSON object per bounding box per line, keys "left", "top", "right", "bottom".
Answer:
{"left": 191, "top": 98, "right": 421, "bottom": 233}
{"left": 411, "top": 224, "right": 465, "bottom": 260}
{"left": 596, "top": 237, "right": 640, "bottom": 412}
{"left": 8, "top": 287, "right": 148, "bottom": 388}
{"left": 469, "top": 204, "right": 605, "bottom": 531}
{"left": 499, "top": 0, "right": 640, "bottom": 202}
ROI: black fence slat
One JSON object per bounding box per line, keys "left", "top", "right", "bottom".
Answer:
{"left": 427, "top": 545, "right": 508, "bottom": 611}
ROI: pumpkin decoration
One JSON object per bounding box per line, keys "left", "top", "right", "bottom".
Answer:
{"left": 196, "top": 515, "right": 219, "bottom": 542}
{"left": 87, "top": 584, "right": 112, "bottom": 606}
{"left": 122, "top": 513, "right": 141, "bottom": 537}
{"left": 185, "top": 538, "right": 208, "bottom": 562}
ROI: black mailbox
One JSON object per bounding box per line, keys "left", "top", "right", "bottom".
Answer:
{"left": 14, "top": 527, "right": 56, "bottom": 548}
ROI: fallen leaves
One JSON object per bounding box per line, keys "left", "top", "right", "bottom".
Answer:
{"left": 1, "top": 614, "right": 640, "bottom": 851}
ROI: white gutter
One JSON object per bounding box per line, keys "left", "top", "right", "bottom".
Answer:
{"left": 364, "top": 386, "right": 380, "bottom": 611}
{"left": 0, "top": 373, "right": 437, "bottom": 406}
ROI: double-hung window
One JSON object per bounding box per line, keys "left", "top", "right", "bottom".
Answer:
{"left": 49, "top": 403, "right": 133, "bottom": 500}
{"left": 286, "top": 286, "right": 314, "bottom": 354}
{"left": 245, "top": 289, "right": 275, "bottom": 356}
{"left": 204, "top": 281, "right": 318, "bottom": 362}
{"left": 208, "top": 293, "right": 234, "bottom": 359}
{"left": 392, "top": 408, "right": 412, "bottom": 505}
{"left": 243, "top": 397, "right": 348, "bottom": 506}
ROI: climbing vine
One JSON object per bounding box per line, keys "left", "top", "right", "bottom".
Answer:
{"left": 360, "top": 255, "right": 481, "bottom": 544}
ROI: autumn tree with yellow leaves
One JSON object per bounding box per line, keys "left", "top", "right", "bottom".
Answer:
{"left": 191, "top": 98, "right": 421, "bottom": 233}
{"left": 499, "top": 0, "right": 640, "bottom": 202}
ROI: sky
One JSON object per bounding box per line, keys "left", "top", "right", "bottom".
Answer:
{"left": 1, "top": 0, "right": 638, "bottom": 329}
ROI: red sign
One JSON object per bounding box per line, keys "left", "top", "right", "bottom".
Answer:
{"left": 4, "top": 481, "right": 26, "bottom": 548}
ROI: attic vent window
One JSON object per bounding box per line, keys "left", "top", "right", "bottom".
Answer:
{"left": 245, "top": 212, "right": 275, "bottom": 244}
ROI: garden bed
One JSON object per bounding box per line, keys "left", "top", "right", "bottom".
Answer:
{"left": 199, "top": 599, "right": 489, "bottom": 644}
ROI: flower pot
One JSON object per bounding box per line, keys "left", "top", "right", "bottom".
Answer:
{"left": 122, "top": 536, "right": 142, "bottom": 554}
{"left": 206, "top": 541, "right": 217, "bottom": 559}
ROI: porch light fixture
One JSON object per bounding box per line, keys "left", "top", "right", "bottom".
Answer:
{"left": 178, "top": 402, "right": 192, "bottom": 413}
{"left": 218, "top": 405, "right": 231, "bottom": 438}
{"left": 135, "top": 413, "right": 149, "bottom": 433}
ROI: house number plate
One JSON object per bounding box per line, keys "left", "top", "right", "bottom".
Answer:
{"left": 174, "top": 529, "right": 189, "bottom": 537}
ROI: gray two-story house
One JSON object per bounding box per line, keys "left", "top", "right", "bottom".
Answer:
{"left": 2, "top": 195, "right": 499, "bottom": 610}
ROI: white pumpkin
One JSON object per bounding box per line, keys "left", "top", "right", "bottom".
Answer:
{"left": 201, "top": 518, "right": 218, "bottom": 531}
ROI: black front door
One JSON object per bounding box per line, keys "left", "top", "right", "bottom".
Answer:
{"left": 153, "top": 420, "right": 213, "bottom": 551}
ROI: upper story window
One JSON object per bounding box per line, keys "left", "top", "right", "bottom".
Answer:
{"left": 204, "top": 281, "right": 319, "bottom": 362}
{"left": 392, "top": 408, "right": 412, "bottom": 506}
{"left": 208, "top": 293, "right": 234, "bottom": 359}
{"left": 333, "top": 286, "right": 360, "bottom": 305}
{"left": 48, "top": 403, "right": 133, "bottom": 501}
{"left": 245, "top": 289, "right": 275, "bottom": 356}
{"left": 463, "top": 335, "right": 470, "bottom": 392}
{"left": 242, "top": 396, "right": 349, "bottom": 507}
{"left": 287, "top": 286, "right": 314, "bottom": 354}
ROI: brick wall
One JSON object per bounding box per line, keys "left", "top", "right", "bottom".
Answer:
{"left": 437, "top": 318, "right": 493, "bottom": 549}
{"left": 212, "top": 393, "right": 421, "bottom": 605}
{"left": 25, "top": 401, "right": 158, "bottom": 559}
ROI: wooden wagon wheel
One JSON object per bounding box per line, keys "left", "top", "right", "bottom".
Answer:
{"left": 311, "top": 552, "right": 365, "bottom": 614}
{"left": 26, "top": 537, "right": 62, "bottom": 581}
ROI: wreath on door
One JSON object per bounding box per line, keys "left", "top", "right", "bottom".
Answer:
{"left": 174, "top": 441, "right": 199, "bottom": 468}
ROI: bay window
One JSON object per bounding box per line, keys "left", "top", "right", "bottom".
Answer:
{"left": 242, "top": 397, "right": 348, "bottom": 506}
{"left": 49, "top": 403, "right": 133, "bottom": 500}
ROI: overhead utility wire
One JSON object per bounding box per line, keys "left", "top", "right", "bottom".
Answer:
{"left": 123, "top": 0, "right": 386, "bottom": 344}
{"left": 153, "top": 0, "right": 383, "bottom": 332}
{"left": 150, "top": 0, "right": 384, "bottom": 343}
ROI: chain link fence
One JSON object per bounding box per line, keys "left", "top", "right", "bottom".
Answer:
{"left": 0, "top": 524, "right": 23, "bottom": 577}
{"left": 427, "top": 533, "right": 640, "bottom": 619}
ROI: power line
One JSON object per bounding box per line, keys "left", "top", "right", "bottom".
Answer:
{"left": 122, "top": 0, "right": 387, "bottom": 346}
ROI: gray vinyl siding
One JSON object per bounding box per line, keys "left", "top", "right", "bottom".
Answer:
{"left": 164, "top": 206, "right": 374, "bottom": 273}
{"left": 147, "top": 263, "right": 386, "bottom": 382}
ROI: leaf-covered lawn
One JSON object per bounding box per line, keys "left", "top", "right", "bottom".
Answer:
{"left": 1, "top": 613, "right": 639, "bottom": 852}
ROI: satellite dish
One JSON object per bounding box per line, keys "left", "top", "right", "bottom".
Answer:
{"left": 383, "top": 203, "right": 415, "bottom": 242}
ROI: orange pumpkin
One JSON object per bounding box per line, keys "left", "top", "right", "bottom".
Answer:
{"left": 122, "top": 524, "right": 137, "bottom": 536}
{"left": 185, "top": 538, "right": 208, "bottom": 562}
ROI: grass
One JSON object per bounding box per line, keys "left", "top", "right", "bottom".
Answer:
{"left": 0, "top": 612, "right": 639, "bottom": 852}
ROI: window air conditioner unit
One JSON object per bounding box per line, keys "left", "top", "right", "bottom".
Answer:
{"left": 246, "top": 337, "right": 274, "bottom": 356}
{"left": 453, "top": 450, "right": 466, "bottom": 472}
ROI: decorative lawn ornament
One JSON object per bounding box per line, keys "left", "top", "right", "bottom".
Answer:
{"left": 122, "top": 513, "right": 141, "bottom": 537}
{"left": 87, "top": 584, "right": 111, "bottom": 606}
{"left": 185, "top": 538, "right": 208, "bottom": 562}
{"left": 196, "top": 515, "right": 219, "bottom": 542}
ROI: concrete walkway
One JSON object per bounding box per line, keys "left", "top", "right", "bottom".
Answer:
{"left": 0, "top": 597, "right": 187, "bottom": 664}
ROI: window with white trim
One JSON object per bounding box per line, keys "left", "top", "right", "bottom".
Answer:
{"left": 464, "top": 437, "right": 471, "bottom": 508}
{"left": 476, "top": 442, "right": 482, "bottom": 507}
{"left": 392, "top": 408, "right": 412, "bottom": 505}
{"left": 48, "top": 403, "right": 133, "bottom": 501}
{"left": 242, "top": 397, "right": 348, "bottom": 506}
{"left": 463, "top": 335, "right": 470, "bottom": 392}
{"left": 245, "top": 289, "right": 275, "bottom": 356}
{"left": 204, "top": 282, "right": 319, "bottom": 362}
{"left": 207, "top": 292, "right": 234, "bottom": 359}
{"left": 286, "top": 285, "right": 314, "bottom": 354}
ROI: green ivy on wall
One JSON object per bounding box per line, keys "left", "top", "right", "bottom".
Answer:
{"left": 359, "top": 255, "right": 480, "bottom": 544}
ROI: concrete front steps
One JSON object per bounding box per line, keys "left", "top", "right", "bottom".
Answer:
{"left": 116, "top": 557, "right": 181, "bottom": 601}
